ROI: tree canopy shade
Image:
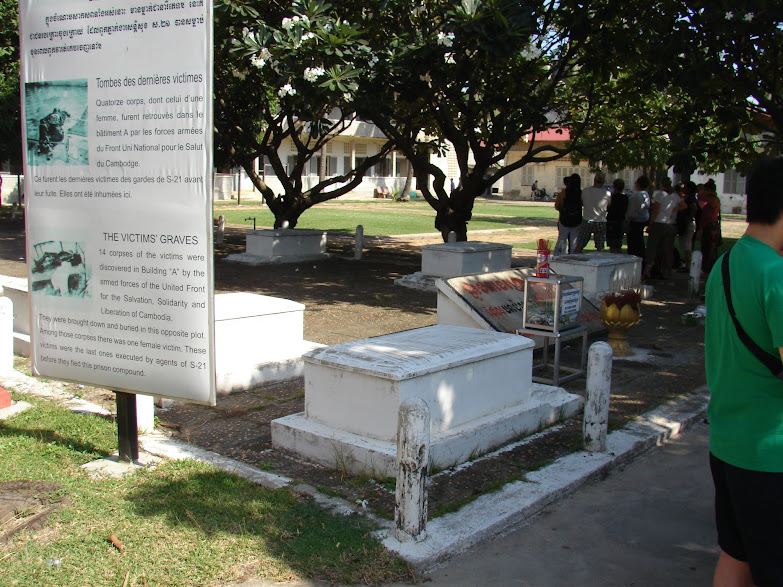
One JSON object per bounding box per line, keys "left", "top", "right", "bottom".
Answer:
{"left": 670, "top": 1, "right": 783, "bottom": 173}
{"left": 214, "top": 0, "right": 394, "bottom": 227}
{"left": 575, "top": 1, "right": 783, "bottom": 176}
{"left": 348, "top": 0, "right": 701, "bottom": 239}
{"left": 0, "top": 0, "right": 21, "bottom": 171}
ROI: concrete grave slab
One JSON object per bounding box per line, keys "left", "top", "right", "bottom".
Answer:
{"left": 272, "top": 325, "right": 582, "bottom": 477}
{"left": 0, "top": 275, "right": 30, "bottom": 357}
{"left": 550, "top": 253, "right": 641, "bottom": 304}
{"left": 396, "top": 241, "right": 512, "bottom": 291}
{"left": 215, "top": 292, "right": 323, "bottom": 394}
{"left": 226, "top": 229, "right": 330, "bottom": 265}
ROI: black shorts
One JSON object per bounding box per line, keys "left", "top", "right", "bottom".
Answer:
{"left": 710, "top": 452, "right": 783, "bottom": 586}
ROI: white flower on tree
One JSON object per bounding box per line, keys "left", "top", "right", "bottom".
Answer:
{"left": 437, "top": 31, "right": 455, "bottom": 47}
{"left": 303, "top": 66, "right": 325, "bottom": 82}
{"left": 278, "top": 83, "right": 297, "bottom": 97}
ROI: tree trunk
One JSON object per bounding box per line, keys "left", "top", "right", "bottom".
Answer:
{"left": 402, "top": 164, "right": 413, "bottom": 200}
{"left": 319, "top": 146, "right": 326, "bottom": 182}
{"left": 434, "top": 189, "right": 473, "bottom": 242}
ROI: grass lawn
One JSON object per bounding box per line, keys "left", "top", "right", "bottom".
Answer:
{"left": 214, "top": 198, "right": 558, "bottom": 236}
{"left": 0, "top": 393, "right": 412, "bottom": 587}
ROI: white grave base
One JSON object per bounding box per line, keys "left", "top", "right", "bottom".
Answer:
{"left": 396, "top": 241, "right": 512, "bottom": 292}
{"left": 272, "top": 325, "right": 582, "bottom": 478}
{"left": 226, "top": 229, "right": 330, "bottom": 265}
{"left": 0, "top": 275, "right": 30, "bottom": 357}
{"left": 215, "top": 292, "right": 323, "bottom": 394}
{"left": 550, "top": 253, "right": 641, "bottom": 304}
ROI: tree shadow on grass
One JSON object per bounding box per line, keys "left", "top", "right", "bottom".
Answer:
{"left": 126, "top": 462, "right": 412, "bottom": 584}
{"left": 0, "top": 423, "right": 113, "bottom": 458}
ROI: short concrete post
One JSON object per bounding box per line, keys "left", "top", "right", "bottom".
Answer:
{"left": 0, "top": 296, "right": 13, "bottom": 375}
{"left": 448, "top": 231, "right": 457, "bottom": 243}
{"left": 10, "top": 203, "right": 17, "bottom": 221}
{"left": 689, "top": 251, "right": 702, "bottom": 298}
{"left": 395, "top": 397, "right": 430, "bottom": 543}
{"left": 354, "top": 225, "right": 364, "bottom": 260}
{"left": 216, "top": 215, "right": 225, "bottom": 245}
{"left": 583, "top": 341, "right": 613, "bottom": 453}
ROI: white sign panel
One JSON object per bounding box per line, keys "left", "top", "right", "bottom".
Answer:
{"left": 19, "top": 0, "right": 215, "bottom": 404}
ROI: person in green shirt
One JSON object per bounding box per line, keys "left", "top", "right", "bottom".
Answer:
{"left": 705, "top": 157, "right": 783, "bottom": 586}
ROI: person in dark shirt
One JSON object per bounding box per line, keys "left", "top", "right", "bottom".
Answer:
{"left": 606, "top": 179, "right": 629, "bottom": 253}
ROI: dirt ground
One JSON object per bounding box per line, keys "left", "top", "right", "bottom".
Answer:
{"left": 0, "top": 204, "right": 731, "bottom": 521}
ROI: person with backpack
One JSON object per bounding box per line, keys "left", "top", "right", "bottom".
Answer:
{"left": 553, "top": 173, "right": 582, "bottom": 255}
{"left": 705, "top": 157, "right": 783, "bottom": 586}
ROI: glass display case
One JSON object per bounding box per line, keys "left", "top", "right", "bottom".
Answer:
{"left": 522, "top": 275, "right": 584, "bottom": 332}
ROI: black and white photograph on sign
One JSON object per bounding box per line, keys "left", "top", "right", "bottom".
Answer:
{"left": 31, "top": 240, "right": 90, "bottom": 298}
{"left": 25, "top": 79, "right": 88, "bottom": 166}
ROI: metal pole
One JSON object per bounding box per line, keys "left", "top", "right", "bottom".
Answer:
{"left": 116, "top": 391, "right": 139, "bottom": 462}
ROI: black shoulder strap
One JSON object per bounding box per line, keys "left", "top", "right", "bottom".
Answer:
{"left": 721, "top": 250, "right": 783, "bottom": 380}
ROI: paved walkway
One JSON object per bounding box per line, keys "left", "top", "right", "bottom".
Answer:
{"left": 227, "top": 421, "right": 717, "bottom": 587}
{"left": 395, "top": 421, "right": 717, "bottom": 586}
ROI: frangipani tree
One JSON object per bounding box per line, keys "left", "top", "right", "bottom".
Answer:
{"left": 214, "top": 0, "right": 393, "bottom": 227}
{"left": 354, "top": 0, "right": 676, "bottom": 240}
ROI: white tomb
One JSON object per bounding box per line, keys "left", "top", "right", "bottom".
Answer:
{"left": 215, "top": 292, "right": 322, "bottom": 394}
{"left": 0, "top": 275, "right": 30, "bottom": 356}
{"left": 396, "top": 241, "right": 512, "bottom": 291}
{"left": 0, "top": 278, "right": 316, "bottom": 391}
{"left": 550, "top": 253, "right": 641, "bottom": 304}
{"left": 226, "top": 228, "right": 330, "bottom": 265}
{"left": 272, "top": 324, "right": 583, "bottom": 477}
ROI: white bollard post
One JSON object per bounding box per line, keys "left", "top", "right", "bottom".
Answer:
{"left": 689, "top": 251, "right": 702, "bottom": 298}
{"left": 136, "top": 394, "right": 155, "bottom": 434}
{"left": 216, "top": 215, "right": 225, "bottom": 245}
{"left": 354, "top": 224, "right": 364, "bottom": 260}
{"left": 583, "top": 341, "right": 613, "bottom": 453}
{"left": 0, "top": 296, "right": 13, "bottom": 375}
{"left": 395, "top": 397, "right": 430, "bottom": 543}
{"left": 448, "top": 231, "right": 457, "bottom": 243}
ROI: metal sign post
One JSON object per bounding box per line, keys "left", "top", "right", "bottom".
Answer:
{"left": 115, "top": 391, "right": 139, "bottom": 463}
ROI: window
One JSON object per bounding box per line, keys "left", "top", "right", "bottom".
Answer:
{"left": 520, "top": 166, "right": 535, "bottom": 187}
{"left": 556, "top": 166, "right": 591, "bottom": 188}
{"left": 723, "top": 169, "right": 746, "bottom": 194}
{"left": 258, "top": 156, "right": 278, "bottom": 177}
{"left": 308, "top": 156, "right": 338, "bottom": 177}
{"left": 352, "top": 156, "right": 376, "bottom": 177}
{"left": 375, "top": 157, "right": 393, "bottom": 178}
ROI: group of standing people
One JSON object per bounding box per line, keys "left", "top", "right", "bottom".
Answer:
{"left": 553, "top": 171, "right": 723, "bottom": 280}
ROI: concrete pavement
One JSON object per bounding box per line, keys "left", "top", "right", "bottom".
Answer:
{"left": 226, "top": 421, "right": 717, "bottom": 587}
{"left": 394, "top": 421, "right": 717, "bottom": 586}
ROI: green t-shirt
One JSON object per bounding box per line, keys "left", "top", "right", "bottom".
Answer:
{"left": 705, "top": 235, "right": 783, "bottom": 472}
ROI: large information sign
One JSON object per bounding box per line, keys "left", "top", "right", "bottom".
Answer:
{"left": 19, "top": 0, "right": 215, "bottom": 404}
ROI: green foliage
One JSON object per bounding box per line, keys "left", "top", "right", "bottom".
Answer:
{"left": 0, "top": 0, "right": 21, "bottom": 169}
{"left": 214, "top": 0, "right": 393, "bottom": 227}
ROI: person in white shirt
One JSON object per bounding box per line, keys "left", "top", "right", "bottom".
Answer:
{"left": 643, "top": 177, "right": 686, "bottom": 280}
{"left": 573, "top": 171, "right": 612, "bottom": 253}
